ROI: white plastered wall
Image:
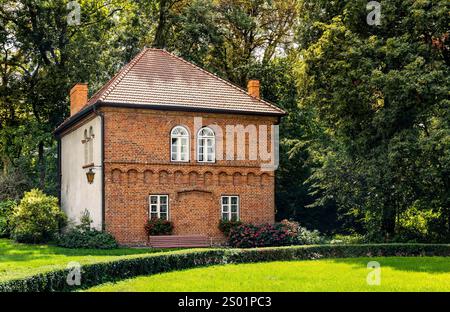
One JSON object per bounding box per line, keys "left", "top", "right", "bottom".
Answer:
{"left": 61, "top": 116, "right": 102, "bottom": 229}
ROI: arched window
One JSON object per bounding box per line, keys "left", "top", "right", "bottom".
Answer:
{"left": 197, "top": 127, "right": 215, "bottom": 162}
{"left": 83, "top": 129, "right": 89, "bottom": 165}
{"left": 88, "top": 126, "right": 94, "bottom": 164}
{"left": 171, "top": 126, "right": 189, "bottom": 162}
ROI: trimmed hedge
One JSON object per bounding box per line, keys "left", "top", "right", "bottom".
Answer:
{"left": 1, "top": 244, "right": 450, "bottom": 292}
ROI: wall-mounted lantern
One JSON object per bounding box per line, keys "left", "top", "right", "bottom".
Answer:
{"left": 86, "top": 168, "right": 95, "bottom": 184}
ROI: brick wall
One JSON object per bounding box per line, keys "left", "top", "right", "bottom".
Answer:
{"left": 102, "top": 107, "right": 278, "bottom": 246}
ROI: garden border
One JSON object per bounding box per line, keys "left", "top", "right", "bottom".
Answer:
{"left": 2, "top": 243, "right": 450, "bottom": 292}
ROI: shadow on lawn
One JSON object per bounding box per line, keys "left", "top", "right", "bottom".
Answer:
{"left": 329, "top": 257, "right": 450, "bottom": 274}
{"left": 0, "top": 239, "right": 170, "bottom": 262}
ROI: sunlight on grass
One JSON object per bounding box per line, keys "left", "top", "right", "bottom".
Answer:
{"left": 0, "top": 239, "right": 177, "bottom": 282}
{"left": 86, "top": 257, "right": 450, "bottom": 292}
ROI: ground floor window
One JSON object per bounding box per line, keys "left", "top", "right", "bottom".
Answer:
{"left": 149, "top": 195, "right": 169, "bottom": 220}
{"left": 221, "top": 195, "right": 239, "bottom": 221}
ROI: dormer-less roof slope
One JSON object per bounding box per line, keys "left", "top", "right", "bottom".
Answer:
{"left": 55, "top": 48, "right": 285, "bottom": 135}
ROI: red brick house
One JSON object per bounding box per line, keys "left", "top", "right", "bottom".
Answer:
{"left": 55, "top": 48, "right": 286, "bottom": 246}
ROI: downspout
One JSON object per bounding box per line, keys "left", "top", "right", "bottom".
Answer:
{"left": 93, "top": 104, "right": 106, "bottom": 231}
{"left": 57, "top": 136, "right": 62, "bottom": 207}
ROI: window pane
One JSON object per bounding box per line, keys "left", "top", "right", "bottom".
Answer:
{"left": 150, "top": 213, "right": 158, "bottom": 219}
{"left": 160, "top": 213, "right": 167, "bottom": 220}
{"left": 150, "top": 205, "right": 158, "bottom": 212}
{"left": 231, "top": 213, "right": 238, "bottom": 221}
{"left": 150, "top": 196, "right": 158, "bottom": 204}
{"left": 222, "top": 213, "right": 229, "bottom": 221}
{"left": 160, "top": 196, "right": 167, "bottom": 204}
{"left": 231, "top": 197, "right": 237, "bottom": 204}
{"left": 231, "top": 205, "right": 237, "bottom": 213}
{"left": 222, "top": 197, "right": 228, "bottom": 204}
{"left": 160, "top": 205, "right": 167, "bottom": 212}
{"left": 222, "top": 205, "right": 229, "bottom": 212}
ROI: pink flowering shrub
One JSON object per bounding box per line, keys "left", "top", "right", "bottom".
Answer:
{"left": 228, "top": 222, "right": 297, "bottom": 248}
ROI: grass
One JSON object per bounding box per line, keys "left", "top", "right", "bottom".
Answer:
{"left": 86, "top": 257, "right": 450, "bottom": 292}
{"left": 0, "top": 238, "right": 178, "bottom": 282}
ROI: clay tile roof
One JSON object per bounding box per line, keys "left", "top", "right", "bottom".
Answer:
{"left": 86, "top": 48, "right": 286, "bottom": 115}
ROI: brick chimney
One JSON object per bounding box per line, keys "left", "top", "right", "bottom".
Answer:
{"left": 247, "top": 80, "right": 260, "bottom": 99}
{"left": 70, "top": 83, "right": 88, "bottom": 116}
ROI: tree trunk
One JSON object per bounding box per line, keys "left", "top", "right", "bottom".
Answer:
{"left": 153, "top": 0, "right": 168, "bottom": 48}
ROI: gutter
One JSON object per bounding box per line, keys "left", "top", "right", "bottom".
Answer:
{"left": 57, "top": 138, "right": 62, "bottom": 206}
{"left": 93, "top": 105, "right": 106, "bottom": 231}
{"left": 54, "top": 100, "right": 286, "bottom": 136}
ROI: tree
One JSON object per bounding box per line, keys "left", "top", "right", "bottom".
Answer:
{"left": 0, "top": 0, "right": 134, "bottom": 195}
{"left": 296, "top": 0, "right": 450, "bottom": 240}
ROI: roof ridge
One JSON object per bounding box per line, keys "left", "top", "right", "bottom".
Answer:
{"left": 158, "top": 49, "right": 286, "bottom": 114}
{"left": 98, "top": 48, "right": 149, "bottom": 102}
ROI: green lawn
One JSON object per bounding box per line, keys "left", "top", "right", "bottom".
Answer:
{"left": 86, "top": 257, "right": 450, "bottom": 292}
{"left": 0, "top": 238, "right": 176, "bottom": 282}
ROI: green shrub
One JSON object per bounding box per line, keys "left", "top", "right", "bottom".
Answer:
{"left": 10, "top": 189, "right": 67, "bottom": 243}
{"left": 57, "top": 229, "right": 118, "bottom": 249}
{"left": 278, "top": 219, "right": 324, "bottom": 245}
{"left": 330, "top": 234, "right": 366, "bottom": 244}
{"left": 57, "top": 209, "right": 118, "bottom": 249}
{"left": 0, "top": 200, "right": 16, "bottom": 238}
{"left": 1, "top": 244, "right": 450, "bottom": 292}
{"left": 144, "top": 218, "right": 173, "bottom": 236}
{"left": 218, "top": 220, "right": 242, "bottom": 237}
{"left": 296, "top": 226, "right": 324, "bottom": 245}
{"left": 396, "top": 204, "right": 443, "bottom": 243}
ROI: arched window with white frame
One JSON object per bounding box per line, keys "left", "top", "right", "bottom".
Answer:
{"left": 197, "top": 127, "right": 215, "bottom": 163}
{"left": 171, "top": 126, "right": 189, "bottom": 162}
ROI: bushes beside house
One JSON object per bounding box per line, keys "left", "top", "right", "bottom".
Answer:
{"left": 144, "top": 218, "right": 174, "bottom": 236}
{"left": 228, "top": 223, "right": 295, "bottom": 248}
{"left": 10, "top": 189, "right": 66, "bottom": 243}
{"left": 218, "top": 220, "right": 242, "bottom": 237}
{"left": 57, "top": 210, "right": 117, "bottom": 249}
{"left": 226, "top": 219, "right": 324, "bottom": 248}
{"left": 57, "top": 230, "right": 118, "bottom": 249}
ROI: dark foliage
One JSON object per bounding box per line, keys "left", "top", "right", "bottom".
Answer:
{"left": 145, "top": 218, "right": 174, "bottom": 236}
{"left": 218, "top": 220, "right": 242, "bottom": 237}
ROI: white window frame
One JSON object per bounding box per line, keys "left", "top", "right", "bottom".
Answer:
{"left": 149, "top": 195, "right": 169, "bottom": 220}
{"left": 221, "top": 195, "right": 240, "bottom": 221}
{"left": 197, "top": 127, "right": 215, "bottom": 163}
{"left": 171, "top": 126, "right": 190, "bottom": 162}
